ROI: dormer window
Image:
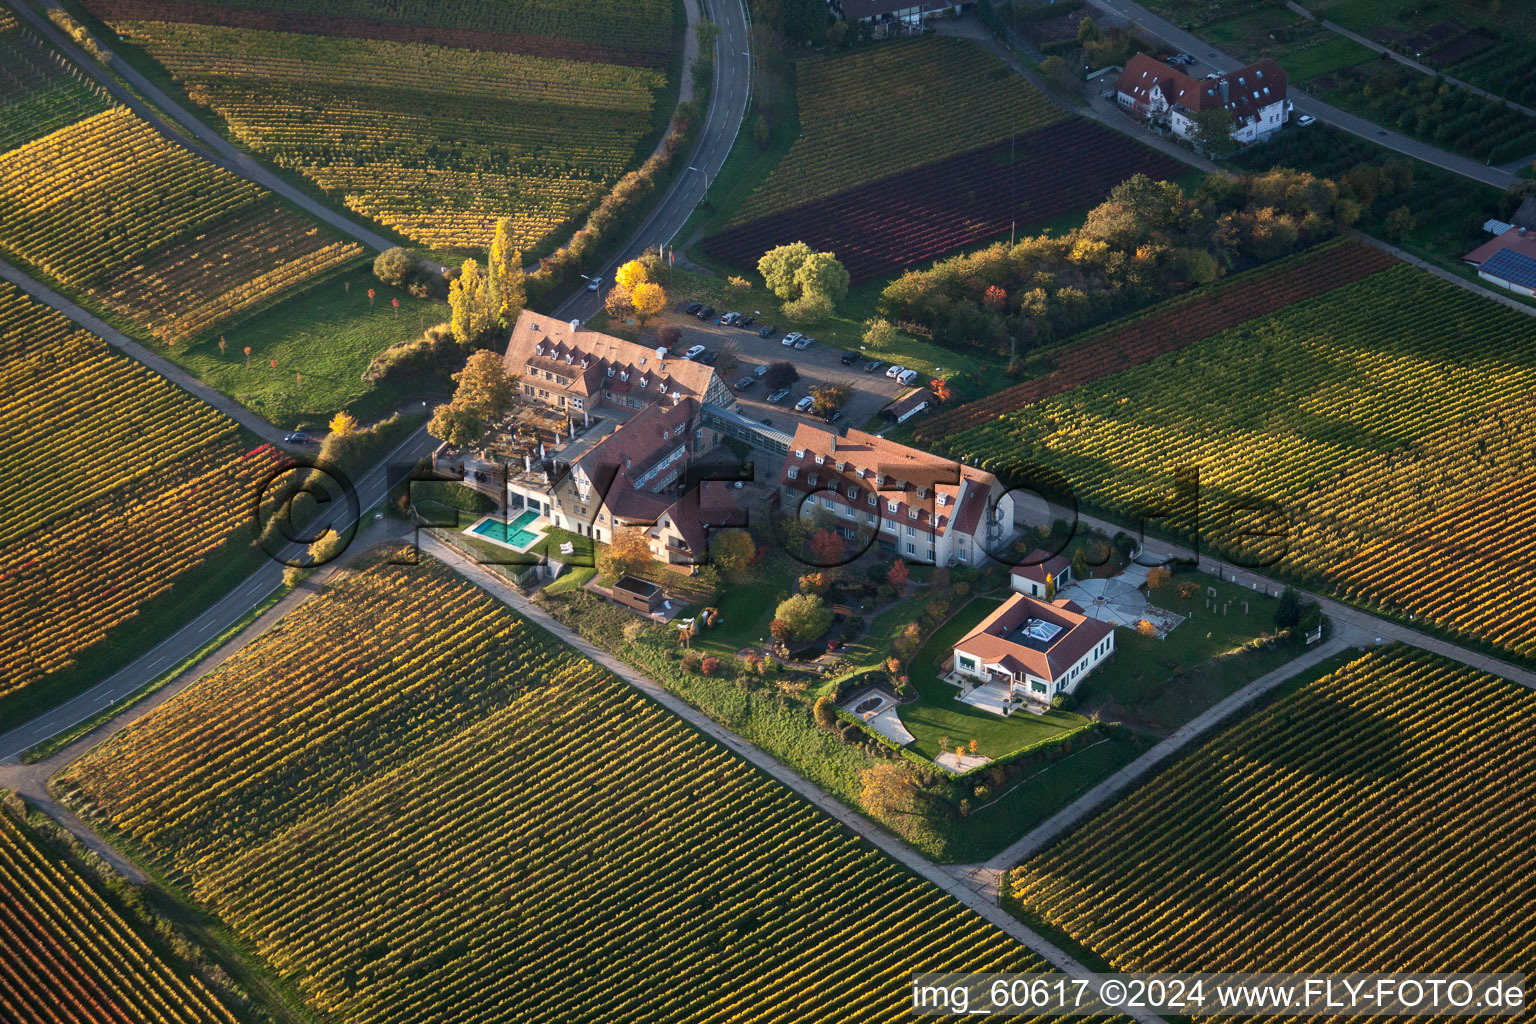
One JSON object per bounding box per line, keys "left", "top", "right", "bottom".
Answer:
{"left": 787, "top": 467, "right": 798, "bottom": 480}
{"left": 887, "top": 500, "right": 898, "bottom": 513}
{"left": 916, "top": 486, "right": 926, "bottom": 499}
{"left": 908, "top": 508, "right": 918, "bottom": 520}
{"left": 868, "top": 494, "right": 877, "bottom": 507}
{"left": 619, "top": 371, "right": 629, "bottom": 381}
{"left": 814, "top": 455, "right": 824, "bottom": 465}
{"left": 847, "top": 485, "right": 858, "bottom": 498}
{"left": 937, "top": 493, "right": 948, "bottom": 507}
{"left": 807, "top": 473, "right": 818, "bottom": 487}
{"left": 607, "top": 366, "right": 616, "bottom": 377}
{"left": 638, "top": 377, "right": 648, "bottom": 388}
{"left": 794, "top": 449, "right": 805, "bottom": 459}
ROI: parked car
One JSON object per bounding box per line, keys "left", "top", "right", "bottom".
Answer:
{"left": 699, "top": 350, "right": 718, "bottom": 366}
{"left": 1296, "top": 114, "right": 1316, "bottom": 127}
{"left": 824, "top": 409, "right": 844, "bottom": 425}
{"left": 683, "top": 344, "right": 707, "bottom": 360}
{"left": 696, "top": 306, "right": 715, "bottom": 320}
{"left": 863, "top": 360, "right": 884, "bottom": 375}
{"left": 752, "top": 363, "right": 769, "bottom": 378}
{"left": 884, "top": 364, "right": 906, "bottom": 379}
{"left": 767, "top": 388, "right": 791, "bottom": 404}
{"left": 738, "top": 314, "right": 755, "bottom": 327}
{"left": 896, "top": 368, "right": 920, "bottom": 386}
{"left": 781, "top": 331, "right": 803, "bottom": 347}
{"left": 734, "top": 375, "right": 755, "bottom": 390}
{"left": 586, "top": 276, "right": 602, "bottom": 292}
{"left": 719, "top": 311, "right": 740, "bottom": 325}
{"left": 685, "top": 301, "right": 702, "bottom": 314}
{"left": 795, "top": 395, "right": 815, "bottom": 413}
{"left": 839, "top": 350, "right": 861, "bottom": 365}
{"left": 758, "top": 324, "right": 776, "bottom": 338}
{"left": 793, "top": 335, "right": 815, "bottom": 350}
{"left": 283, "top": 431, "right": 311, "bottom": 444}
{"left": 760, "top": 417, "right": 773, "bottom": 426}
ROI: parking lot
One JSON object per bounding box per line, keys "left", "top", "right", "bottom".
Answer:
{"left": 658, "top": 305, "right": 911, "bottom": 432}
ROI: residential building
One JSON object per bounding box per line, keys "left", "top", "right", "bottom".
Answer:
{"left": 502, "top": 309, "right": 735, "bottom": 416}
{"left": 827, "top": 0, "right": 969, "bottom": 32}
{"left": 951, "top": 592, "right": 1116, "bottom": 703}
{"left": 1462, "top": 228, "right": 1536, "bottom": 298}
{"left": 776, "top": 424, "right": 1016, "bottom": 566}
{"left": 533, "top": 399, "right": 742, "bottom": 566}
{"left": 1115, "top": 54, "right": 1289, "bottom": 144}
{"left": 1010, "top": 548, "right": 1072, "bottom": 599}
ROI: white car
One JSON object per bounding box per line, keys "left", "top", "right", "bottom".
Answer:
{"left": 896, "top": 368, "right": 920, "bottom": 386}
{"left": 795, "top": 395, "right": 815, "bottom": 413}
{"left": 586, "top": 276, "right": 602, "bottom": 292}
{"left": 782, "top": 331, "right": 803, "bottom": 347}
{"left": 884, "top": 364, "right": 906, "bottom": 379}
{"left": 1296, "top": 114, "right": 1316, "bottom": 127}
{"left": 683, "top": 344, "right": 707, "bottom": 360}
{"left": 752, "top": 363, "right": 769, "bottom": 378}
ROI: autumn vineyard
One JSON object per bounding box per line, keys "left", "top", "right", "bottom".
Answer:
{"left": 1008, "top": 648, "right": 1536, "bottom": 998}
{"left": 60, "top": 556, "right": 1070, "bottom": 1024}
{"left": 0, "top": 805, "right": 239, "bottom": 1024}
{"left": 934, "top": 257, "right": 1536, "bottom": 660}
{"left": 0, "top": 283, "right": 278, "bottom": 716}
{"left": 84, "top": 0, "right": 681, "bottom": 251}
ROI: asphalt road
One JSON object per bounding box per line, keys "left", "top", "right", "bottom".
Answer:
{"left": 556, "top": 0, "right": 753, "bottom": 322}
{"left": 0, "top": 426, "right": 440, "bottom": 757}
{"left": 0, "top": 0, "right": 753, "bottom": 760}
{"left": 1083, "top": 0, "right": 1519, "bottom": 190}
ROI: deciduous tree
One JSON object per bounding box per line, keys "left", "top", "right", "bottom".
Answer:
{"left": 486, "top": 218, "right": 526, "bottom": 328}
{"left": 630, "top": 281, "right": 668, "bottom": 325}
{"left": 774, "top": 593, "right": 833, "bottom": 642}
{"left": 615, "top": 259, "right": 649, "bottom": 292}
{"left": 449, "top": 259, "right": 493, "bottom": 346}
{"left": 710, "top": 529, "right": 757, "bottom": 574}
{"left": 886, "top": 559, "right": 909, "bottom": 593}
{"left": 860, "top": 764, "right": 921, "bottom": 815}
{"left": 809, "top": 383, "right": 852, "bottom": 416}
{"left": 599, "top": 527, "right": 653, "bottom": 579}
{"left": 328, "top": 411, "right": 358, "bottom": 437}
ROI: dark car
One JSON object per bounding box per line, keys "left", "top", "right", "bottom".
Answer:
{"left": 685, "top": 301, "right": 702, "bottom": 315}
{"left": 696, "top": 306, "right": 715, "bottom": 320}
{"left": 283, "top": 431, "right": 311, "bottom": 444}
{"left": 699, "top": 350, "right": 718, "bottom": 365}
{"left": 734, "top": 375, "right": 755, "bottom": 390}
{"left": 839, "top": 350, "right": 860, "bottom": 366}
{"left": 758, "top": 325, "right": 776, "bottom": 338}
{"left": 863, "top": 360, "right": 884, "bottom": 374}
{"left": 738, "top": 314, "right": 755, "bottom": 328}
{"left": 760, "top": 417, "right": 773, "bottom": 426}
{"left": 824, "top": 409, "right": 844, "bottom": 425}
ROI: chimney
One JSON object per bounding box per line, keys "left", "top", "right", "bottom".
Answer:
{"left": 1218, "top": 78, "right": 1229, "bottom": 103}
{"left": 830, "top": 435, "right": 837, "bottom": 452}
{"left": 569, "top": 318, "right": 581, "bottom": 332}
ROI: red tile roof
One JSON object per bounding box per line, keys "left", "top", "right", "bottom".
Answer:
{"left": 953, "top": 593, "right": 1113, "bottom": 684}
{"left": 1463, "top": 229, "right": 1536, "bottom": 266}
{"left": 1116, "top": 53, "right": 1287, "bottom": 127}
{"left": 777, "top": 423, "right": 998, "bottom": 538}
{"left": 503, "top": 309, "right": 719, "bottom": 405}
{"left": 1011, "top": 548, "right": 1071, "bottom": 586}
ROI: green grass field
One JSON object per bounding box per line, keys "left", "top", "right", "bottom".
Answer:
{"left": 164, "top": 265, "right": 446, "bottom": 428}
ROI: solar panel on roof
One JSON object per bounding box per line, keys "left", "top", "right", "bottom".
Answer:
{"left": 1481, "top": 248, "right": 1536, "bottom": 290}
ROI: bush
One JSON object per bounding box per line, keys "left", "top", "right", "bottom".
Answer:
{"left": 700, "top": 656, "right": 721, "bottom": 676}
{"left": 373, "top": 247, "right": 416, "bottom": 287}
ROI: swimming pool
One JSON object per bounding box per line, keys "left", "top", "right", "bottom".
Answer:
{"left": 469, "top": 509, "right": 542, "bottom": 549}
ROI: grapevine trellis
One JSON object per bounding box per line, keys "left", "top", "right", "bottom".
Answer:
{"left": 1009, "top": 648, "right": 1536, "bottom": 1019}
{"left": 939, "top": 261, "right": 1536, "bottom": 658}
{"left": 98, "top": 15, "right": 671, "bottom": 251}
{"left": 0, "top": 285, "right": 279, "bottom": 703}
{"left": 58, "top": 556, "right": 1109, "bottom": 1024}
{"left": 0, "top": 108, "right": 361, "bottom": 341}
{"left": 0, "top": 808, "right": 239, "bottom": 1024}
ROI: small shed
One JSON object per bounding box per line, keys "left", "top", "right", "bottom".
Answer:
{"left": 612, "top": 574, "right": 664, "bottom": 614}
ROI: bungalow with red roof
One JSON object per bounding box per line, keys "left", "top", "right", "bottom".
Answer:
{"left": 777, "top": 424, "right": 1016, "bottom": 566}
{"left": 1010, "top": 548, "right": 1072, "bottom": 599}
{"left": 1115, "top": 53, "right": 1289, "bottom": 144}
{"left": 951, "top": 592, "right": 1116, "bottom": 705}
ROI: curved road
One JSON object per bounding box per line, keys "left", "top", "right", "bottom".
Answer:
{"left": 557, "top": 0, "right": 753, "bottom": 321}
{"left": 1084, "top": 0, "right": 1519, "bottom": 190}
{"left": 0, "top": 0, "right": 752, "bottom": 759}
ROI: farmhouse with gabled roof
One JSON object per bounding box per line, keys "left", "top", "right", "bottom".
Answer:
{"left": 1115, "top": 53, "right": 1289, "bottom": 144}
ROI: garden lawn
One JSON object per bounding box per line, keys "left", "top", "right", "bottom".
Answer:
{"left": 165, "top": 265, "right": 446, "bottom": 428}
{"left": 896, "top": 596, "right": 1090, "bottom": 760}
{"left": 1073, "top": 574, "right": 1301, "bottom": 734}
